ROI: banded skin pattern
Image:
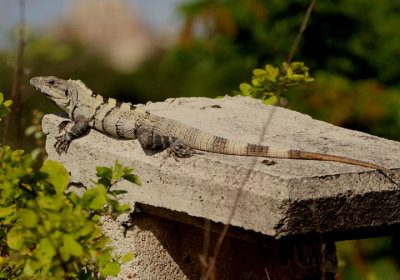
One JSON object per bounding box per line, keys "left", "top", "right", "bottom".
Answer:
{"left": 30, "top": 76, "right": 392, "bottom": 173}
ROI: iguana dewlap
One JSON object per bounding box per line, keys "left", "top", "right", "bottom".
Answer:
{"left": 30, "top": 76, "right": 392, "bottom": 173}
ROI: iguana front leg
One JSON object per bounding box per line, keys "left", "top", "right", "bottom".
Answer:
{"left": 135, "top": 125, "right": 197, "bottom": 160}
{"left": 54, "top": 115, "right": 89, "bottom": 154}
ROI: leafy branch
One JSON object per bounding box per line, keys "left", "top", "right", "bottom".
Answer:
{"left": 235, "top": 61, "right": 313, "bottom": 105}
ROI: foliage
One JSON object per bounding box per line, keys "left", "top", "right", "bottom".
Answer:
{"left": 0, "top": 95, "right": 138, "bottom": 280}
{"left": 0, "top": 93, "right": 12, "bottom": 121}
{"left": 235, "top": 61, "right": 313, "bottom": 104}
{"left": 25, "top": 109, "right": 45, "bottom": 161}
{"left": 337, "top": 238, "right": 400, "bottom": 280}
{"left": 287, "top": 71, "right": 400, "bottom": 140}
{"left": 176, "top": 0, "right": 400, "bottom": 87}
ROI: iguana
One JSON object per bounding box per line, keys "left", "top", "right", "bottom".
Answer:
{"left": 30, "top": 76, "right": 392, "bottom": 173}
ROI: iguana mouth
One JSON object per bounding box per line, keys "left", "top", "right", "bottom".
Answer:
{"left": 30, "top": 78, "right": 47, "bottom": 92}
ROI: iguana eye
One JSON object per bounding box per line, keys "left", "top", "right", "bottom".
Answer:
{"left": 48, "top": 80, "right": 55, "bottom": 85}
{"left": 65, "top": 89, "right": 69, "bottom": 96}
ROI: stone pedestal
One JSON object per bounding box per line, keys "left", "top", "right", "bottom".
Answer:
{"left": 103, "top": 208, "right": 337, "bottom": 280}
{"left": 42, "top": 96, "right": 400, "bottom": 279}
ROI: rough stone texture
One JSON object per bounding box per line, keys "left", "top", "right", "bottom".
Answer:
{"left": 42, "top": 95, "right": 400, "bottom": 279}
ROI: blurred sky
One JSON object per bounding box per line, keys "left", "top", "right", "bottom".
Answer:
{"left": 0, "top": 0, "right": 186, "bottom": 48}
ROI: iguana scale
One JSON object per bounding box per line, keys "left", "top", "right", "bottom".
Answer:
{"left": 30, "top": 76, "right": 391, "bottom": 173}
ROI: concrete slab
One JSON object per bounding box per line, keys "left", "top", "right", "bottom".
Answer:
{"left": 42, "top": 95, "right": 400, "bottom": 239}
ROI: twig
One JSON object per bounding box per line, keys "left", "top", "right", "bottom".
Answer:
{"left": 3, "top": 0, "right": 26, "bottom": 146}
{"left": 265, "top": 267, "right": 271, "bottom": 280}
{"left": 202, "top": 92, "right": 279, "bottom": 280}
{"left": 199, "top": 218, "right": 211, "bottom": 279}
{"left": 287, "top": 0, "right": 317, "bottom": 64}
{"left": 202, "top": 218, "right": 210, "bottom": 260}
{"left": 309, "top": 202, "right": 326, "bottom": 280}
{"left": 202, "top": 0, "right": 318, "bottom": 278}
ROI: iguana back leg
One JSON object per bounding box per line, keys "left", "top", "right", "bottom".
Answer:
{"left": 167, "top": 139, "right": 199, "bottom": 160}
{"left": 135, "top": 125, "right": 197, "bottom": 160}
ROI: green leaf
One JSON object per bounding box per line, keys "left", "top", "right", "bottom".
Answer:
{"left": 67, "top": 192, "right": 79, "bottom": 205}
{"left": 123, "top": 174, "right": 142, "bottom": 186}
{"left": 59, "top": 246, "right": 71, "bottom": 262}
{"left": 96, "top": 250, "right": 112, "bottom": 266}
{"left": 40, "top": 160, "right": 70, "bottom": 193}
{"left": 89, "top": 194, "right": 107, "bottom": 210}
{"left": 251, "top": 79, "right": 261, "bottom": 87}
{"left": 123, "top": 166, "right": 133, "bottom": 174}
{"left": 62, "top": 234, "right": 83, "bottom": 257}
{"left": 19, "top": 209, "right": 38, "bottom": 228}
{"left": 96, "top": 184, "right": 107, "bottom": 195}
{"left": 121, "top": 253, "right": 134, "bottom": 264}
{"left": 30, "top": 148, "right": 42, "bottom": 160}
{"left": 252, "top": 68, "right": 266, "bottom": 75}
{"left": 263, "top": 96, "right": 278, "bottom": 105}
{"left": 0, "top": 205, "right": 16, "bottom": 217}
{"left": 25, "top": 125, "right": 37, "bottom": 136}
{"left": 101, "top": 262, "right": 120, "bottom": 276}
{"left": 116, "top": 203, "right": 130, "bottom": 213}
{"left": 36, "top": 194, "right": 65, "bottom": 212}
{"left": 91, "top": 214, "right": 100, "bottom": 222}
{"left": 239, "top": 83, "right": 252, "bottom": 95}
{"left": 109, "top": 189, "right": 128, "bottom": 196}
{"left": 34, "top": 131, "right": 43, "bottom": 139}
{"left": 286, "top": 67, "right": 294, "bottom": 80}
{"left": 32, "top": 238, "right": 57, "bottom": 263}
{"left": 22, "top": 259, "right": 35, "bottom": 276}
{"left": 79, "top": 222, "right": 95, "bottom": 237}
{"left": 96, "top": 166, "right": 112, "bottom": 179}
{"left": 265, "top": 65, "right": 279, "bottom": 82}
{"left": 4, "top": 100, "right": 12, "bottom": 107}
{"left": 7, "top": 227, "right": 24, "bottom": 250}
{"left": 112, "top": 160, "right": 124, "bottom": 180}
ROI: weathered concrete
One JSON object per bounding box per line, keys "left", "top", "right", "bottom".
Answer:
{"left": 42, "top": 95, "right": 400, "bottom": 279}
{"left": 102, "top": 210, "right": 337, "bottom": 279}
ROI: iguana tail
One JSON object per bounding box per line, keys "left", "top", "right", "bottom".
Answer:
{"left": 164, "top": 120, "right": 392, "bottom": 173}
{"left": 189, "top": 134, "right": 391, "bottom": 173}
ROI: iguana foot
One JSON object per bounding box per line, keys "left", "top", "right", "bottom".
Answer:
{"left": 58, "top": 120, "right": 70, "bottom": 133}
{"left": 54, "top": 133, "right": 73, "bottom": 154}
{"left": 167, "top": 140, "right": 200, "bottom": 161}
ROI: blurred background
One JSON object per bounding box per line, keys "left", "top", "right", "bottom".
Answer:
{"left": 1, "top": 0, "right": 400, "bottom": 278}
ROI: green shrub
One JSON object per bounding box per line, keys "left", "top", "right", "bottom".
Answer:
{"left": 0, "top": 93, "right": 139, "bottom": 279}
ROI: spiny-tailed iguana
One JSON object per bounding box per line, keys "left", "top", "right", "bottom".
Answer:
{"left": 30, "top": 76, "right": 392, "bottom": 173}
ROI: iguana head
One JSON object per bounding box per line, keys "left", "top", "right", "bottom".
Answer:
{"left": 30, "top": 76, "right": 73, "bottom": 112}
{"left": 30, "top": 76, "right": 91, "bottom": 114}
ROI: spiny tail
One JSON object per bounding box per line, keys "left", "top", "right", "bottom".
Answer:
{"left": 236, "top": 142, "right": 391, "bottom": 173}
{"left": 165, "top": 121, "right": 392, "bottom": 173}
{"left": 184, "top": 133, "right": 391, "bottom": 173}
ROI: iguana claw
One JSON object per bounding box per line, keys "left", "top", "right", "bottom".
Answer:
{"left": 167, "top": 140, "right": 201, "bottom": 161}
{"left": 54, "top": 134, "right": 72, "bottom": 154}
{"left": 58, "top": 120, "right": 70, "bottom": 133}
